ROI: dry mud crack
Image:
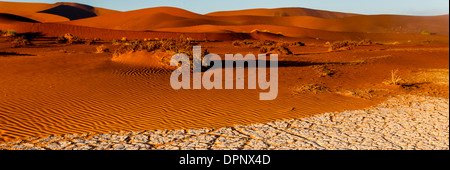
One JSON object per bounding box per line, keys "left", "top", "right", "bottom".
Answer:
{"left": 1, "top": 95, "right": 448, "bottom": 150}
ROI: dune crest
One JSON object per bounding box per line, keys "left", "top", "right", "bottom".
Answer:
{"left": 0, "top": 1, "right": 118, "bottom": 22}
{"left": 0, "top": 13, "right": 39, "bottom": 23}
{"left": 62, "top": 6, "right": 449, "bottom": 36}
{"left": 206, "top": 7, "right": 359, "bottom": 18}
{"left": 112, "top": 50, "right": 175, "bottom": 69}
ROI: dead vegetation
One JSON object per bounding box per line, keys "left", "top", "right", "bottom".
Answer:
{"left": 96, "top": 45, "right": 109, "bottom": 53}
{"left": 0, "top": 30, "right": 34, "bottom": 48}
{"left": 112, "top": 35, "right": 208, "bottom": 59}
{"left": 232, "top": 40, "right": 304, "bottom": 55}
{"left": 327, "top": 40, "right": 373, "bottom": 51}
{"left": 383, "top": 69, "right": 403, "bottom": 85}
{"left": 111, "top": 35, "right": 210, "bottom": 69}
{"left": 56, "top": 33, "right": 85, "bottom": 44}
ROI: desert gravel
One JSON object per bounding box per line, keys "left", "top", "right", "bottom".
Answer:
{"left": 1, "top": 95, "right": 448, "bottom": 150}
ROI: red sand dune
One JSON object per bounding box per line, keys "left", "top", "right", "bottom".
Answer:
{"left": 0, "top": 1, "right": 119, "bottom": 22}
{"left": 153, "top": 24, "right": 449, "bottom": 42}
{"left": 66, "top": 7, "right": 222, "bottom": 30}
{"left": 65, "top": 7, "right": 449, "bottom": 36}
{"left": 206, "top": 7, "right": 359, "bottom": 18}
{"left": 2, "top": 22, "right": 447, "bottom": 43}
{"left": 0, "top": 2, "right": 449, "bottom": 143}
{"left": 0, "top": 13, "right": 39, "bottom": 23}
{"left": 0, "top": 11, "right": 69, "bottom": 23}
{"left": 0, "top": 22, "right": 251, "bottom": 41}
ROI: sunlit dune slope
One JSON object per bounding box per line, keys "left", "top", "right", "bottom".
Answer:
{"left": 65, "top": 7, "right": 449, "bottom": 36}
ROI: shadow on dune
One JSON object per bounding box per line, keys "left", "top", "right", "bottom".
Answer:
{"left": 204, "top": 60, "right": 347, "bottom": 70}
{"left": 18, "top": 32, "right": 45, "bottom": 40}
{"left": 0, "top": 13, "right": 40, "bottom": 23}
{"left": 0, "top": 52, "right": 35, "bottom": 57}
{"left": 38, "top": 5, "right": 97, "bottom": 20}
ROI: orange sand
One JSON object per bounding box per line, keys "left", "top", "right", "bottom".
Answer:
{"left": 0, "top": 1, "right": 448, "bottom": 143}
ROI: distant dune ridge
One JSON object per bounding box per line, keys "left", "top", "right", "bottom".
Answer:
{"left": 0, "top": 1, "right": 448, "bottom": 41}
{"left": 0, "top": 1, "right": 118, "bottom": 22}
{"left": 205, "top": 7, "right": 360, "bottom": 18}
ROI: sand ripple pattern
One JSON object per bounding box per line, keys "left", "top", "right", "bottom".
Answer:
{"left": 1, "top": 95, "right": 448, "bottom": 150}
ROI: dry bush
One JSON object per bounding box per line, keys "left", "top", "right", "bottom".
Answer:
{"left": 358, "top": 39, "right": 373, "bottom": 46}
{"left": 383, "top": 69, "right": 403, "bottom": 85}
{"left": 259, "top": 46, "right": 275, "bottom": 53}
{"left": 258, "top": 41, "right": 293, "bottom": 55}
{"left": 1, "top": 30, "right": 33, "bottom": 48}
{"left": 1, "top": 30, "right": 17, "bottom": 37}
{"left": 96, "top": 45, "right": 109, "bottom": 53}
{"left": 421, "top": 30, "right": 433, "bottom": 35}
{"left": 11, "top": 36, "right": 31, "bottom": 48}
{"left": 113, "top": 35, "right": 209, "bottom": 60}
{"left": 231, "top": 40, "right": 295, "bottom": 55}
{"left": 290, "top": 41, "right": 305, "bottom": 47}
{"left": 232, "top": 40, "right": 243, "bottom": 47}
{"left": 329, "top": 40, "right": 359, "bottom": 51}
{"left": 112, "top": 39, "right": 122, "bottom": 46}
{"left": 85, "top": 39, "right": 96, "bottom": 45}
{"left": 56, "top": 33, "right": 84, "bottom": 44}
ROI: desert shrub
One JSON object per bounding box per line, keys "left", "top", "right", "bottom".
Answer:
{"left": 259, "top": 46, "right": 275, "bottom": 53}
{"left": 274, "top": 42, "right": 293, "bottom": 55}
{"left": 358, "top": 39, "right": 373, "bottom": 46}
{"left": 329, "top": 40, "right": 359, "bottom": 51}
{"left": 232, "top": 40, "right": 242, "bottom": 47}
{"left": 421, "top": 30, "right": 432, "bottom": 35}
{"left": 246, "top": 40, "right": 275, "bottom": 48}
{"left": 1, "top": 30, "right": 17, "bottom": 37}
{"left": 56, "top": 33, "right": 84, "bottom": 44}
{"left": 113, "top": 35, "right": 208, "bottom": 60}
{"left": 383, "top": 69, "right": 403, "bottom": 85}
{"left": 11, "top": 36, "right": 31, "bottom": 48}
{"left": 0, "top": 30, "right": 34, "bottom": 47}
{"left": 290, "top": 41, "right": 305, "bottom": 47}
{"left": 96, "top": 45, "right": 109, "bottom": 53}
{"left": 113, "top": 35, "right": 209, "bottom": 70}
{"left": 85, "top": 39, "right": 96, "bottom": 45}
{"left": 257, "top": 41, "right": 293, "bottom": 55}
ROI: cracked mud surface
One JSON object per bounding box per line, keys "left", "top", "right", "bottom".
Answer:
{"left": 1, "top": 95, "right": 448, "bottom": 150}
